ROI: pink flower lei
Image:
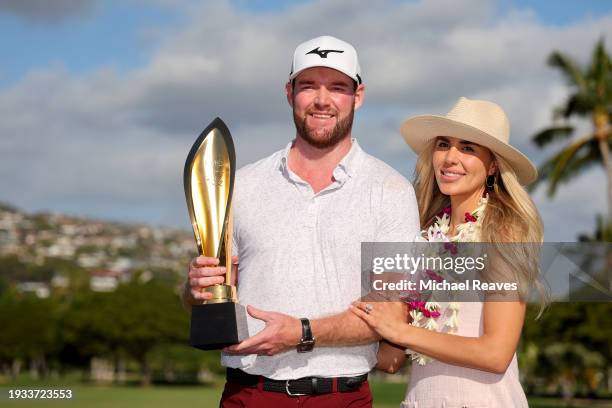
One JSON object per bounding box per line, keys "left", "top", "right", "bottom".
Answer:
{"left": 405, "top": 194, "right": 488, "bottom": 365}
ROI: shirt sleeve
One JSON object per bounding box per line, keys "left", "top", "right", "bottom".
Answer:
{"left": 375, "top": 172, "right": 421, "bottom": 242}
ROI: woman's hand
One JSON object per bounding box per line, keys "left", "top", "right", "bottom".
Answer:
{"left": 376, "top": 340, "right": 407, "bottom": 373}
{"left": 350, "top": 301, "right": 409, "bottom": 344}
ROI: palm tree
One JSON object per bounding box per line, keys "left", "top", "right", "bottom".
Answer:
{"left": 532, "top": 39, "right": 612, "bottom": 221}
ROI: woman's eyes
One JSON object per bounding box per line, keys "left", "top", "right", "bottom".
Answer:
{"left": 436, "top": 141, "right": 475, "bottom": 152}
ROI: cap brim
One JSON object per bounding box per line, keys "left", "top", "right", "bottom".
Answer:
{"left": 289, "top": 64, "right": 359, "bottom": 84}
{"left": 400, "top": 115, "right": 537, "bottom": 185}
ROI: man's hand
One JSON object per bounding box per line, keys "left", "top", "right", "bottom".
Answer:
{"left": 224, "top": 306, "right": 301, "bottom": 356}
{"left": 185, "top": 255, "right": 238, "bottom": 303}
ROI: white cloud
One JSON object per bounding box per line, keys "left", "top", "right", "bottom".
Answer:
{"left": 0, "top": 0, "right": 610, "bottom": 239}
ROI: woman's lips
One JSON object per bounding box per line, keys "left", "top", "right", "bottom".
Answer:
{"left": 439, "top": 169, "right": 465, "bottom": 182}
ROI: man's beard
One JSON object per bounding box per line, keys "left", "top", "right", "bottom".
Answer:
{"left": 293, "top": 105, "right": 354, "bottom": 149}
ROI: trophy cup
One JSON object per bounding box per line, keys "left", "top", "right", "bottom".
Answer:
{"left": 184, "top": 117, "right": 248, "bottom": 350}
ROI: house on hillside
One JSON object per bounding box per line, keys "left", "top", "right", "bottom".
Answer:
{"left": 16, "top": 282, "right": 50, "bottom": 298}
{"left": 90, "top": 269, "right": 132, "bottom": 292}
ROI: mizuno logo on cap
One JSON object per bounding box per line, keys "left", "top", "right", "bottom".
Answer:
{"left": 306, "top": 47, "right": 344, "bottom": 58}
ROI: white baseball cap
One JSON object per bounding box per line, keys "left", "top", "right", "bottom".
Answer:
{"left": 289, "top": 35, "right": 362, "bottom": 84}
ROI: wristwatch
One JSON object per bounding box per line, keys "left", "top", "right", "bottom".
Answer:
{"left": 296, "top": 318, "right": 315, "bottom": 353}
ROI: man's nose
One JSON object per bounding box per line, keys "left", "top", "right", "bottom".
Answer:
{"left": 313, "top": 86, "right": 331, "bottom": 107}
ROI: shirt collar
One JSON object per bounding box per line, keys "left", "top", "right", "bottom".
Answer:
{"left": 278, "top": 138, "right": 362, "bottom": 181}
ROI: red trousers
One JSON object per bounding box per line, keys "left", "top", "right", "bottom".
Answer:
{"left": 219, "top": 380, "right": 373, "bottom": 408}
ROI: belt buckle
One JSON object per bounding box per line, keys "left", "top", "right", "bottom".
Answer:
{"left": 285, "top": 380, "right": 307, "bottom": 397}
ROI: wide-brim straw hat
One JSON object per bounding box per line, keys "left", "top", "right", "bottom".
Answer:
{"left": 400, "top": 97, "right": 537, "bottom": 185}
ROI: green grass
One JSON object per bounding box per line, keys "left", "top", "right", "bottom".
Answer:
{"left": 0, "top": 383, "right": 610, "bottom": 408}
{"left": 370, "top": 381, "right": 405, "bottom": 408}
{"left": 0, "top": 385, "right": 220, "bottom": 408}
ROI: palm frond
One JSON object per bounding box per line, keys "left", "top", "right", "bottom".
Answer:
{"left": 532, "top": 135, "right": 595, "bottom": 196}
{"left": 548, "top": 51, "right": 587, "bottom": 92}
{"left": 532, "top": 125, "right": 574, "bottom": 147}
{"left": 564, "top": 93, "right": 597, "bottom": 117}
{"left": 548, "top": 139, "right": 601, "bottom": 190}
{"left": 588, "top": 38, "right": 612, "bottom": 89}
{"left": 548, "top": 136, "right": 594, "bottom": 193}
{"left": 552, "top": 106, "right": 566, "bottom": 121}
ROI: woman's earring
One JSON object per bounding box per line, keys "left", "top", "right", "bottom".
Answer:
{"left": 486, "top": 175, "right": 496, "bottom": 191}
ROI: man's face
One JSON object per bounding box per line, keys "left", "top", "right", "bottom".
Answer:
{"left": 286, "top": 67, "right": 364, "bottom": 149}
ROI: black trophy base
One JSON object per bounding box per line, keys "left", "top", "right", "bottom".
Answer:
{"left": 190, "top": 302, "right": 249, "bottom": 350}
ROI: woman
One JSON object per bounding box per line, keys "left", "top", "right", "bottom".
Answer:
{"left": 350, "top": 97, "right": 545, "bottom": 407}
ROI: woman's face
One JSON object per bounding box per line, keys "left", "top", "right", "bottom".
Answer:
{"left": 432, "top": 136, "right": 497, "bottom": 198}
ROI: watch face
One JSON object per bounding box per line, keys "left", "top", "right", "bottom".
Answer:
{"left": 297, "top": 339, "right": 315, "bottom": 353}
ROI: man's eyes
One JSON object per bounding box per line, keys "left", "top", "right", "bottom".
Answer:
{"left": 297, "top": 85, "right": 349, "bottom": 92}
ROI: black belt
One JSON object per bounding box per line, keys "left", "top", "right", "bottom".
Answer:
{"left": 226, "top": 368, "right": 368, "bottom": 396}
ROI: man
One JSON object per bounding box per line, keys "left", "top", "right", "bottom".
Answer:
{"left": 182, "top": 35, "right": 420, "bottom": 407}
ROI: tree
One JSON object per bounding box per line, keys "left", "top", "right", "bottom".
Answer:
{"left": 60, "top": 290, "right": 116, "bottom": 366}
{"left": 62, "top": 281, "right": 189, "bottom": 386}
{"left": 0, "top": 293, "right": 61, "bottom": 379}
{"left": 578, "top": 215, "right": 612, "bottom": 241}
{"left": 108, "top": 281, "right": 188, "bottom": 385}
{"left": 531, "top": 39, "right": 612, "bottom": 221}
{"left": 521, "top": 303, "right": 612, "bottom": 398}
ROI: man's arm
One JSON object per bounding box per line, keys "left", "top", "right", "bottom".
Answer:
{"left": 311, "top": 176, "right": 418, "bottom": 346}
{"left": 311, "top": 309, "right": 380, "bottom": 346}
{"left": 224, "top": 307, "right": 380, "bottom": 356}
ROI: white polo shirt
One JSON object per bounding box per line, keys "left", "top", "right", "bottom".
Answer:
{"left": 221, "top": 139, "right": 420, "bottom": 379}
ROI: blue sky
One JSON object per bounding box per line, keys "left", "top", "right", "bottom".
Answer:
{"left": 1, "top": 0, "right": 611, "bottom": 241}
{"left": 0, "top": 2, "right": 183, "bottom": 87}
{"left": 3, "top": 0, "right": 611, "bottom": 86}
{"left": 506, "top": 0, "right": 612, "bottom": 25}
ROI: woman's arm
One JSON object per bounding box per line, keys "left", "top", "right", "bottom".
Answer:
{"left": 376, "top": 340, "right": 407, "bottom": 373}
{"left": 351, "top": 301, "right": 525, "bottom": 374}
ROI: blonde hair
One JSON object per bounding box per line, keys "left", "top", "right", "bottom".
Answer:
{"left": 414, "top": 139, "right": 548, "bottom": 313}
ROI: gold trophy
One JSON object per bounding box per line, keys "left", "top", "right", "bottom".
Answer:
{"left": 184, "top": 117, "right": 248, "bottom": 350}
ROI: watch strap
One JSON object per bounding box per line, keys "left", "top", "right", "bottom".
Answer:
{"left": 297, "top": 318, "right": 315, "bottom": 352}
{"left": 300, "top": 318, "right": 313, "bottom": 341}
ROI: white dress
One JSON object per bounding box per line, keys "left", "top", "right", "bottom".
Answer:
{"left": 401, "top": 302, "right": 528, "bottom": 407}
{"left": 401, "top": 199, "right": 528, "bottom": 407}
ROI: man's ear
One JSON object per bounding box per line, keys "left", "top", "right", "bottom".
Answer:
{"left": 285, "top": 82, "right": 294, "bottom": 108}
{"left": 353, "top": 83, "right": 365, "bottom": 111}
